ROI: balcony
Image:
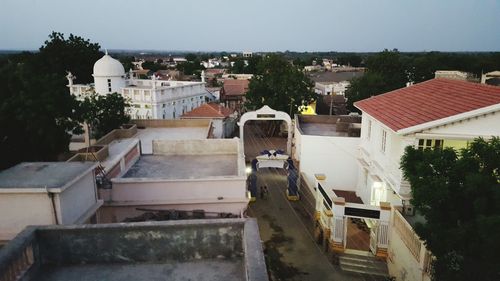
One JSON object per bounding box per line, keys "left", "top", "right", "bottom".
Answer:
{"left": 386, "top": 161, "right": 412, "bottom": 199}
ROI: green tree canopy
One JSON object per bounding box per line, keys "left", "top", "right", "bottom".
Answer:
{"left": 0, "top": 32, "right": 124, "bottom": 169}
{"left": 79, "top": 92, "right": 130, "bottom": 139}
{"left": 37, "top": 32, "right": 102, "bottom": 83}
{"left": 400, "top": 138, "right": 500, "bottom": 281}
{"left": 245, "top": 54, "right": 316, "bottom": 115}
{"left": 0, "top": 51, "right": 82, "bottom": 169}
{"left": 345, "top": 49, "right": 408, "bottom": 111}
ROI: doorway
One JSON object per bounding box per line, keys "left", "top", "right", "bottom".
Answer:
{"left": 344, "top": 216, "right": 371, "bottom": 252}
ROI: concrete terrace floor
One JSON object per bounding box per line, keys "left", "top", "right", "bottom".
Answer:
{"left": 34, "top": 260, "right": 244, "bottom": 281}
{"left": 123, "top": 154, "right": 237, "bottom": 179}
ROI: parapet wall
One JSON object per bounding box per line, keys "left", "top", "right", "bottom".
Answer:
{"left": 38, "top": 220, "right": 244, "bottom": 264}
{"left": 132, "top": 119, "right": 211, "bottom": 128}
{"left": 0, "top": 219, "right": 268, "bottom": 281}
{"left": 153, "top": 139, "right": 240, "bottom": 155}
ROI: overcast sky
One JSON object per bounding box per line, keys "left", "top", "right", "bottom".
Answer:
{"left": 1, "top": 0, "right": 499, "bottom": 52}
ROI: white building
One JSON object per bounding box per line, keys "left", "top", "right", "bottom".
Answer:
{"left": 314, "top": 81, "right": 350, "bottom": 96}
{"left": 354, "top": 78, "right": 500, "bottom": 208}
{"left": 0, "top": 162, "right": 102, "bottom": 242}
{"left": 67, "top": 51, "right": 208, "bottom": 120}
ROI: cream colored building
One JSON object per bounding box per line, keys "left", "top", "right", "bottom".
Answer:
{"left": 0, "top": 162, "right": 102, "bottom": 242}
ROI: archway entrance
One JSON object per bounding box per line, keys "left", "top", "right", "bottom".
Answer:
{"left": 238, "top": 105, "right": 292, "bottom": 156}
{"left": 240, "top": 106, "right": 297, "bottom": 201}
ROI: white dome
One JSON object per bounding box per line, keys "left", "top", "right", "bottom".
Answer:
{"left": 93, "top": 53, "right": 125, "bottom": 77}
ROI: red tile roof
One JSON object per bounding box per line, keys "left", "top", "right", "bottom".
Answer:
{"left": 354, "top": 78, "right": 500, "bottom": 132}
{"left": 222, "top": 79, "right": 249, "bottom": 96}
{"left": 181, "top": 103, "right": 235, "bottom": 118}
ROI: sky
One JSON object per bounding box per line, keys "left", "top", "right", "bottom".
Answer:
{"left": 1, "top": 0, "right": 499, "bottom": 52}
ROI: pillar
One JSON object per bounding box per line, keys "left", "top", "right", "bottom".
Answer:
{"left": 376, "top": 202, "right": 391, "bottom": 258}
{"left": 330, "top": 197, "right": 346, "bottom": 253}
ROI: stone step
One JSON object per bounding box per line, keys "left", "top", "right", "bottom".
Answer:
{"left": 339, "top": 253, "right": 389, "bottom": 277}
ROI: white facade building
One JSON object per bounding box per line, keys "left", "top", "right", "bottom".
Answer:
{"left": 68, "top": 52, "right": 208, "bottom": 120}
{"left": 354, "top": 78, "right": 500, "bottom": 208}
{"left": 314, "top": 81, "right": 350, "bottom": 96}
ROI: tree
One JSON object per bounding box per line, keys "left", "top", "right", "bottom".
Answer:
{"left": 37, "top": 32, "right": 102, "bottom": 83}
{"left": 245, "top": 54, "right": 316, "bottom": 115}
{"left": 400, "top": 138, "right": 500, "bottom": 281}
{"left": 345, "top": 49, "right": 408, "bottom": 111}
{"left": 0, "top": 55, "right": 82, "bottom": 169}
{"left": 0, "top": 32, "right": 108, "bottom": 169}
{"left": 230, "top": 59, "right": 245, "bottom": 74}
{"left": 79, "top": 93, "right": 130, "bottom": 139}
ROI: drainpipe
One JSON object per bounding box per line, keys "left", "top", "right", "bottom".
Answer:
{"left": 46, "top": 186, "right": 59, "bottom": 225}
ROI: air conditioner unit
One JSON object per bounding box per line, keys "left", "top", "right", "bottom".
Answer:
{"left": 403, "top": 204, "right": 415, "bottom": 216}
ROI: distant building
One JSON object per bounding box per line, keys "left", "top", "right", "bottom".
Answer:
{"left": 242, "top": 51, "right": 253, "bottom": 58}
{"left": 220, "top": 79, "right": 250, "bottom": 112}
{"left": 434, "top": 70, "right": 478, "bottom": 82}
{"left": 481, "top": 70, "right": 500, "bottom": 86}
{"left": 310, "top": 71, "right": 364, "bottom": 96}
{"left": 67, "top": 52, "right": 208, "bottom": 120}
{"left": 0, "top": 162, "right": 101, "bottom": 242}
{"left": 181, "top": 103, "right": 237, "bottom": 138}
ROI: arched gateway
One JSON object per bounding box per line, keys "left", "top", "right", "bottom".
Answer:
{"left": 238, "top": 106, "right": 298, "bottom": 201}
{"left": 237, "top": 105, "right": 292, "bottom": 155}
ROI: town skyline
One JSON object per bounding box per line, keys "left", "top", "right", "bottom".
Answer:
{"left": 1, "top": 0, "right": 499, "bottom": 52}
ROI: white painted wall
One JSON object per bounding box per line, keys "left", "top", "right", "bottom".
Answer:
{"left": 0, "top": 193, "right": 54, "bottom": 241}
{"left": 298, "top": 134, "right": 360, "bottom": 195}
{"left": 106, "top": 178, "right": 249, "bottom": 221}
{"left": 388, "top": 225, "right": 431, "bottom": 281}
{"left": 0, "top": 170, "right": 99, "bottom": 241}
{"left": 423, "top": 112, "right": 500, "bottom": 136}
{"left": 95, "top": 76, "right": 125, "bottom": 95}
{"left": 58, "top": 172, "right": 98, "bottom": 224}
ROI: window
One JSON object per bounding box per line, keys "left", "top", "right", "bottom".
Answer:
{"left": 418, "top": 139, "right": 443, "bottom": 150}
{"left": 381, "top": 130, "right": 387, "bottom": 153}
{"left": 162, "top": 104, "right": 166, "bottom": 108}
{"left": 107, "top": 79, "right": 112, "bottom": 92}
{"left": 367, "top": 120, "right": 372, "bottom": 140}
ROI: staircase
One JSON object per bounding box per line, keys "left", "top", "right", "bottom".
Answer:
{"left": 339, "top": 251, "right": 389, "bottom": 278}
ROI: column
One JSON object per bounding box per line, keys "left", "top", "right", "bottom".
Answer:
{"left": 330, "top": 197, "right": 346, "bottom": 253}
{"left": 376, "top": 201, "right": 391, "bottom": 258}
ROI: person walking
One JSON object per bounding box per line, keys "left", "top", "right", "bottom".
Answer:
{"left": 263, "top": 185, "right": 269, "bottom": 199}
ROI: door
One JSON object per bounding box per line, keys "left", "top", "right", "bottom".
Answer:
{"left": 369, "top": 222, "right": 378, "bottom": 255}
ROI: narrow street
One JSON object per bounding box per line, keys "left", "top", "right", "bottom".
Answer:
{"left": 244, "top": 123, "right": 378, "bottom": 281}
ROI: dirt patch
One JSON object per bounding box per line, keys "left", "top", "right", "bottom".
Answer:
{"left": 262, "top": 216, "right": 308, "bottom": 280}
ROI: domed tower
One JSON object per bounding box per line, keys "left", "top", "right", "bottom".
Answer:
{"left": 92, "top": 50, "right": 126, "bottom": 95}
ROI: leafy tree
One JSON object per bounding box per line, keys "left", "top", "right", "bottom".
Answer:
{"left": 79, "top": 92, "right": 130, "bottom": 139}
{"left": 0, "top": 55, "right": 82, "bottom": 169}
{"left": 400, "top": 138, "right": 500, "bottom": 281}
{"left": 245, "top": 54, "right": 316, "bottom": 115}
{"left": 142, "top": 61, "right": 165, "bottom": 72}
{"left": 185, "top": 53, "right": 197, "bottom": 62}
{"left": 346, "top": 49, "right": 408, "bottom": 111}
{"left": 118, "top": 55, "right": 135, "bottom": 72}
{"left": 176, "top": 59, "right": 204, "bottom": 76}
{"left": 244, "top": 56, "right": 262, "bottom": 74}
{"left": 230, "top": 59, "right": 245, "bottom": 74}
{"left": 37, "top": 32, "right": 102, "bottom": 83}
